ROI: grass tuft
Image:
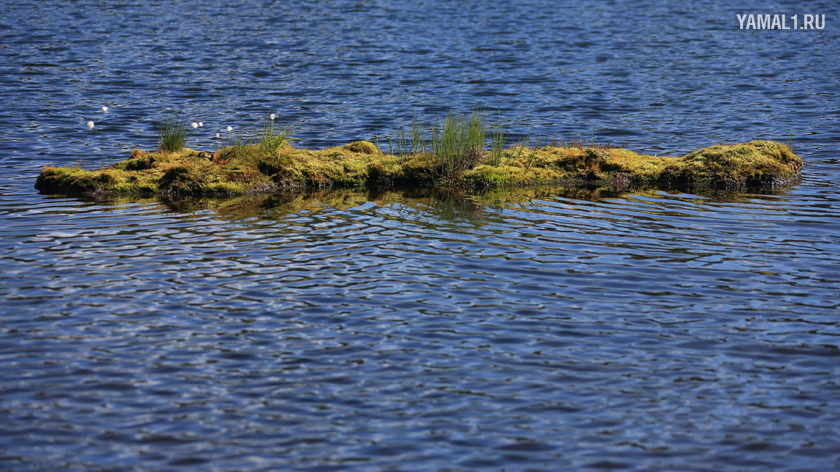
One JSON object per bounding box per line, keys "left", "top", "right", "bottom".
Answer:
{"left": 428, "top": 109, "right": 488, "bottom": 182}
{"left": 258, "top": 117, "right": 297, "bottom": 157}
{"left": 157, "top": 116, "right": 188, "bottom": 153}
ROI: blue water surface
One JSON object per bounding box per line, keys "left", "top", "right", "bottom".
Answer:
{"left": 1, "top": 1, "right": 839, "bottom": 470}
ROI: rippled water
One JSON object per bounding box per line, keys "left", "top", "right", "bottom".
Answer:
{"left": 2, "top": 0, "right": 840, "bottom": 470}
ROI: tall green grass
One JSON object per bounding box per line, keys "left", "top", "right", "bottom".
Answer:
{"left": 523, "top": 134, "right": 540, "bottom": 171}
{"left": 385, "top": 109, "right": 516, "bottom": 181}
{"left": 512, "top": 127, "right": 534, "bottom": 162}
{"left": 389, "top": 123, "right": 409, "bottom": 158}
{"left": 228, "top": 130, "right": 250, "bottom": 157}
{"left": 428, "top": 109, "right": 487, "bottom": 179}
{"left": 258, "top": 116, "right": 297, "bottom": 156}
{"left": 215, "top": 115, "right": 298, "bottom": 168}
{"left": 157, "top": 116, "right": 188, "bottom": 153}
{"left": 389, "top": 111, "right": 427, "bottom": 158}
{"left": 410, "top": 110, "right": 424, "bottom": 154}
{"left": 490, "top": 111, "right": 506, "bottom": 166}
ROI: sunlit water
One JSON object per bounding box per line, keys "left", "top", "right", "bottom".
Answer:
{"left": 1, "top": 1, "right": 839, "bottom": 470}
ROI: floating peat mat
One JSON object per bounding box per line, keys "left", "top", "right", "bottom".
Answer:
{"left": 36, "top": 140, "right": 802, "bottom": 197}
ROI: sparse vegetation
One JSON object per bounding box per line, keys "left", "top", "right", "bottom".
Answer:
{"left": 784, "top": 128, "right": 795, "bottom": 154}
{"left": 490, "top": 111, "right": 506, "bottom": 166}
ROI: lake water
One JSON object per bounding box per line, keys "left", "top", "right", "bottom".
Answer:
{"left": 1, "top": 1, "right": 839, "bottom": 470}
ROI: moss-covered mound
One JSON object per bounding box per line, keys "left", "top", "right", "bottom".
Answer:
{"left": 36, "top": 140, "right": 801, "bottom": 197}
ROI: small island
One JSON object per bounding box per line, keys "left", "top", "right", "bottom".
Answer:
{"left": 36, "top": 115, "right": 802, "bottom": 197}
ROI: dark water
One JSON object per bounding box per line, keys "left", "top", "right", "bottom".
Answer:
{"left": 2, "top": 1, "right": 840, "bottom": 470}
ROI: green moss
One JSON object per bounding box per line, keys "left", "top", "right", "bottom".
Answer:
{"left": 341, "top": 140, "right": 379, "bottom": 154}
{"left": 463, "top": 165, "right": 515, "bottom": 187}
{"left": 35, "top": 140, "right": 802, "bottom": 197}
{"left": 658, "top": 140, "right": 802, "bottom": 188}
{"left": 121, "top": 150, "right": 160, "bottom": 171}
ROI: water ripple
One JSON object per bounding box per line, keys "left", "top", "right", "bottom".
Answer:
{"left": 2, "top": 186, "right": 840, "bottom": 470}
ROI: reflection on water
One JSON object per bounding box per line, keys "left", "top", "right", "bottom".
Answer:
{"left": 3, "top": 183, "right": 840, "bottom": 471}
{"left": 72, "top": 182, "right": 805, "bottom": 226}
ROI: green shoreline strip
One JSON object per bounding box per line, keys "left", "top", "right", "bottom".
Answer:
{"left": 36, "top": 140, "right": 802, "bottom": 197}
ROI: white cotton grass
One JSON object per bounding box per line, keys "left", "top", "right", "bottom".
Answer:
{"left": 227, "top": 126, "right": 233, "bottom": 132}
{"left": 270, "top": 113, "right": 276, "bottom": 121}
{"left": 192, "top": 122, "right": 198, "bottom": 129}
{"left": 199, "top": 122, "right": 203, "bottom": 127}
{"left": 101, "top": 106, "right": 108, "bottom": 112}
{"left": 87, "top": 121, "right": 94, "bottom": 130}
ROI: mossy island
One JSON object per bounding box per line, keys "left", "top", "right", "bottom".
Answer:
{"left": 36, "top": 112, "right": 802, "bottom": 197}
